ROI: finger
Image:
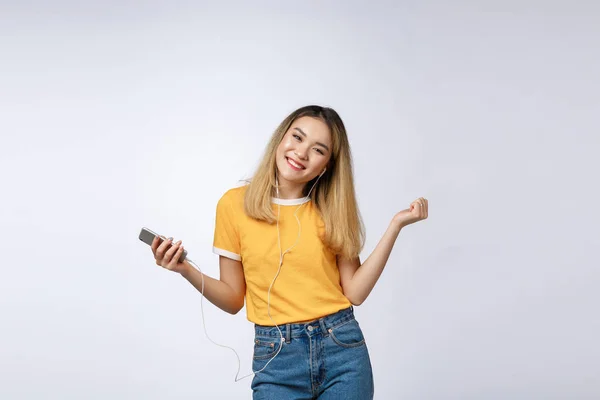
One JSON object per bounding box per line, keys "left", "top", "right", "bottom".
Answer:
{"left": 418, "top": 198, "right": 425, "bottom": 217}
{"left": 151, "top": 235, "right": 162, "bottom": 254}
{"left": 164, "top": 240, "right": 182, "bottom": 266}
{"left": 424, "top": 198, "right": 428, "bottom": 218}
{"left": 175, "top": 245, "right": 185, "bottom": 265}
{"left": 165, "top": 240, "right": 181, "bottom": 258}
{"left": 168, "top": 243, "right": 185, "bottom": 269}
{"left": 158, "top": 236, "right": 173, "bottom": 252}
{"left": 156, "top": 237, "right": 173, "bottom": 260}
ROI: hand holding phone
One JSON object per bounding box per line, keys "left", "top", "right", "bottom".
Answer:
{"left": 139, "top": 227, "right": 188, "bottom": 272}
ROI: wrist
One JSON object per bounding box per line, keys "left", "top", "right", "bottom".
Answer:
{"left": 390, "top": 217, "right": 405, "bottom": 232}
{"left": 179, "top": 261, "right": 194, "bottom": 278}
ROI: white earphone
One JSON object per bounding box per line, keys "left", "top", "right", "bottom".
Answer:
{"left": 186, "top": 168, "right": 326, "bottom": 382}
{"left": 257, "top": 169, "right": 326, "bottom": 371}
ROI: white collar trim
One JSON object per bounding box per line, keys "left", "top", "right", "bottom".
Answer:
{"left": 271, "top": 196, "right": 311, "bottom": 206}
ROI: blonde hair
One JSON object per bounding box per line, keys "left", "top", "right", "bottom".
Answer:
{"left": 244, "top": 105, "right": 365, "bottom": 260}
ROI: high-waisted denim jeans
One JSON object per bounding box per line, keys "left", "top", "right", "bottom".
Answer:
{"left": 251, "top": 306, "right": 374, "bottom": 399}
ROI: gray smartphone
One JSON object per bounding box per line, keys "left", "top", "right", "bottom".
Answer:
{"left": 139, "top": 227, "right": 187, "bottom": 263}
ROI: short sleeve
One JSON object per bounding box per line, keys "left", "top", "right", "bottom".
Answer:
{"left": 212, "top": 191, "right": 242, "bottom": 261}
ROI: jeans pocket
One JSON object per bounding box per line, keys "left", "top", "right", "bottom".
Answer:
{"left": 329, "top": 319, "right": 366, "bottom": 348}
{"left": 253, "top": 337, "right": 282, "bottom": 360}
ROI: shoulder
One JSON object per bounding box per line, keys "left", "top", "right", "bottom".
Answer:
{"left": 217, "top": 183, "right": 248, "bottom": 208}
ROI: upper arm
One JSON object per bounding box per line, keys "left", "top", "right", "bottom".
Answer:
{"left": 219, "top": 256, "right": 246, "bottom": 310}
{"left": 337, "top": 255, "right": 361, "bottom": 302}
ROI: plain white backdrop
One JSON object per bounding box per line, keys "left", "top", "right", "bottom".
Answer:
{"left": 1, "top": 1, "right": 598, "bottom": 399}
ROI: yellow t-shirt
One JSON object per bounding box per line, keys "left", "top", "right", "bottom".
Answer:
{"left": 212, "top": 185, "right": 351, "bottom": 326}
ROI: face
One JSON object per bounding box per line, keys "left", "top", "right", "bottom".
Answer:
{"left": 275, "top": 116, "right": 332, "bottom": 189}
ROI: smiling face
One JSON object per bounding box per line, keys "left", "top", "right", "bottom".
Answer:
{"left": 274, "top": 116, "right": 332, "bottom": 196}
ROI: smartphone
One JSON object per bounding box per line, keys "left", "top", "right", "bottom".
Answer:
{"left": 139, "top": 227, "right": 187, "bottom": 263}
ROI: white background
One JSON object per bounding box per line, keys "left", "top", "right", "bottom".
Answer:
{"left": 1, "top": 1, "right": 598, "bottom": 399}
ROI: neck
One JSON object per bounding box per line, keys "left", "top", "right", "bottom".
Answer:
{"left": 275, "top": 182, "right": 305, "bottom": 199}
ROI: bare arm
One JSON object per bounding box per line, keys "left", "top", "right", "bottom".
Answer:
{"left": 152, "top": 236, "right": 245, "bottom": 314}
{"left": 338, "top": 221, "right": 402, "bottom": 305}
{"left": 180, "top": 256, "right": 246, "bottom": 315}
{"left": 339, "top": 197, "right": 428, "bottom": 305}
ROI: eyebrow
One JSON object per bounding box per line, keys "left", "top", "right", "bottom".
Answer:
{"left": 293, "top": 127, "right": 330, "bottom": 152}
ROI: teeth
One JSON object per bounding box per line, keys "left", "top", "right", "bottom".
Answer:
{"left": 288, "top": 158, "right": 303, "bottom": 169}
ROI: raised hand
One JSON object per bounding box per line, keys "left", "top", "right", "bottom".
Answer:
{"left": 392, "top": 197, "right": 428, "bottom": 228}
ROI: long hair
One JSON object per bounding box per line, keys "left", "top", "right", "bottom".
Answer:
{"left": 244, "top": 105, "right": 365, "bottom": 260}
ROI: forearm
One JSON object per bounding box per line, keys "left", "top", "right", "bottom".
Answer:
{"left": 348, "top": 221, "right": 403, "bottom": 305}
{"left": 179, "top": 261, "right": 244, "bottom": 314}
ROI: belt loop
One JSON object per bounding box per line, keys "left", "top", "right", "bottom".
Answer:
{"left": 319, "top": 317, "right": 329, "bottom": 337}
{"left": 285, "top": 323, "right": 291, "bottom": 344}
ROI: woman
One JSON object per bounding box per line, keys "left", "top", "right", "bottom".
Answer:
{"left": 151, "top": 105, "right": 428, "bottom": 399}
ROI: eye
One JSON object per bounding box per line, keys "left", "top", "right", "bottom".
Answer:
{"left": 314, "top": 148, "right": 324, "bottom": 155}
{"left": 292, "top": 134, "right": 302, "bottom": 141}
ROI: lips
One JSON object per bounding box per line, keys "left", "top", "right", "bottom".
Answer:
{"left": 286, "top": 157, "right": 305, "bottom": 171}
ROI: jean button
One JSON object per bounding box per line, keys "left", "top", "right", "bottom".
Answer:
{"left": 307, "top": 325, "right": 313, "bottom": 332}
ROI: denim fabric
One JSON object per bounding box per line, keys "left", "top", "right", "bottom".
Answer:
{"left": 251, "top": 306, "right": 374, "bottom": 399}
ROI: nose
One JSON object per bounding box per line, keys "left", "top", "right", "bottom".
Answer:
{"left": 294, "top": 151, "right": 307, "bottom": 160}
{"left": 294, "top": 144, "right": 309, "bottom": 160}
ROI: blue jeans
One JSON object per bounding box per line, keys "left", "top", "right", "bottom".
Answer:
{"left": 251, "top": 306, "right": 374, "bottom": 399}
